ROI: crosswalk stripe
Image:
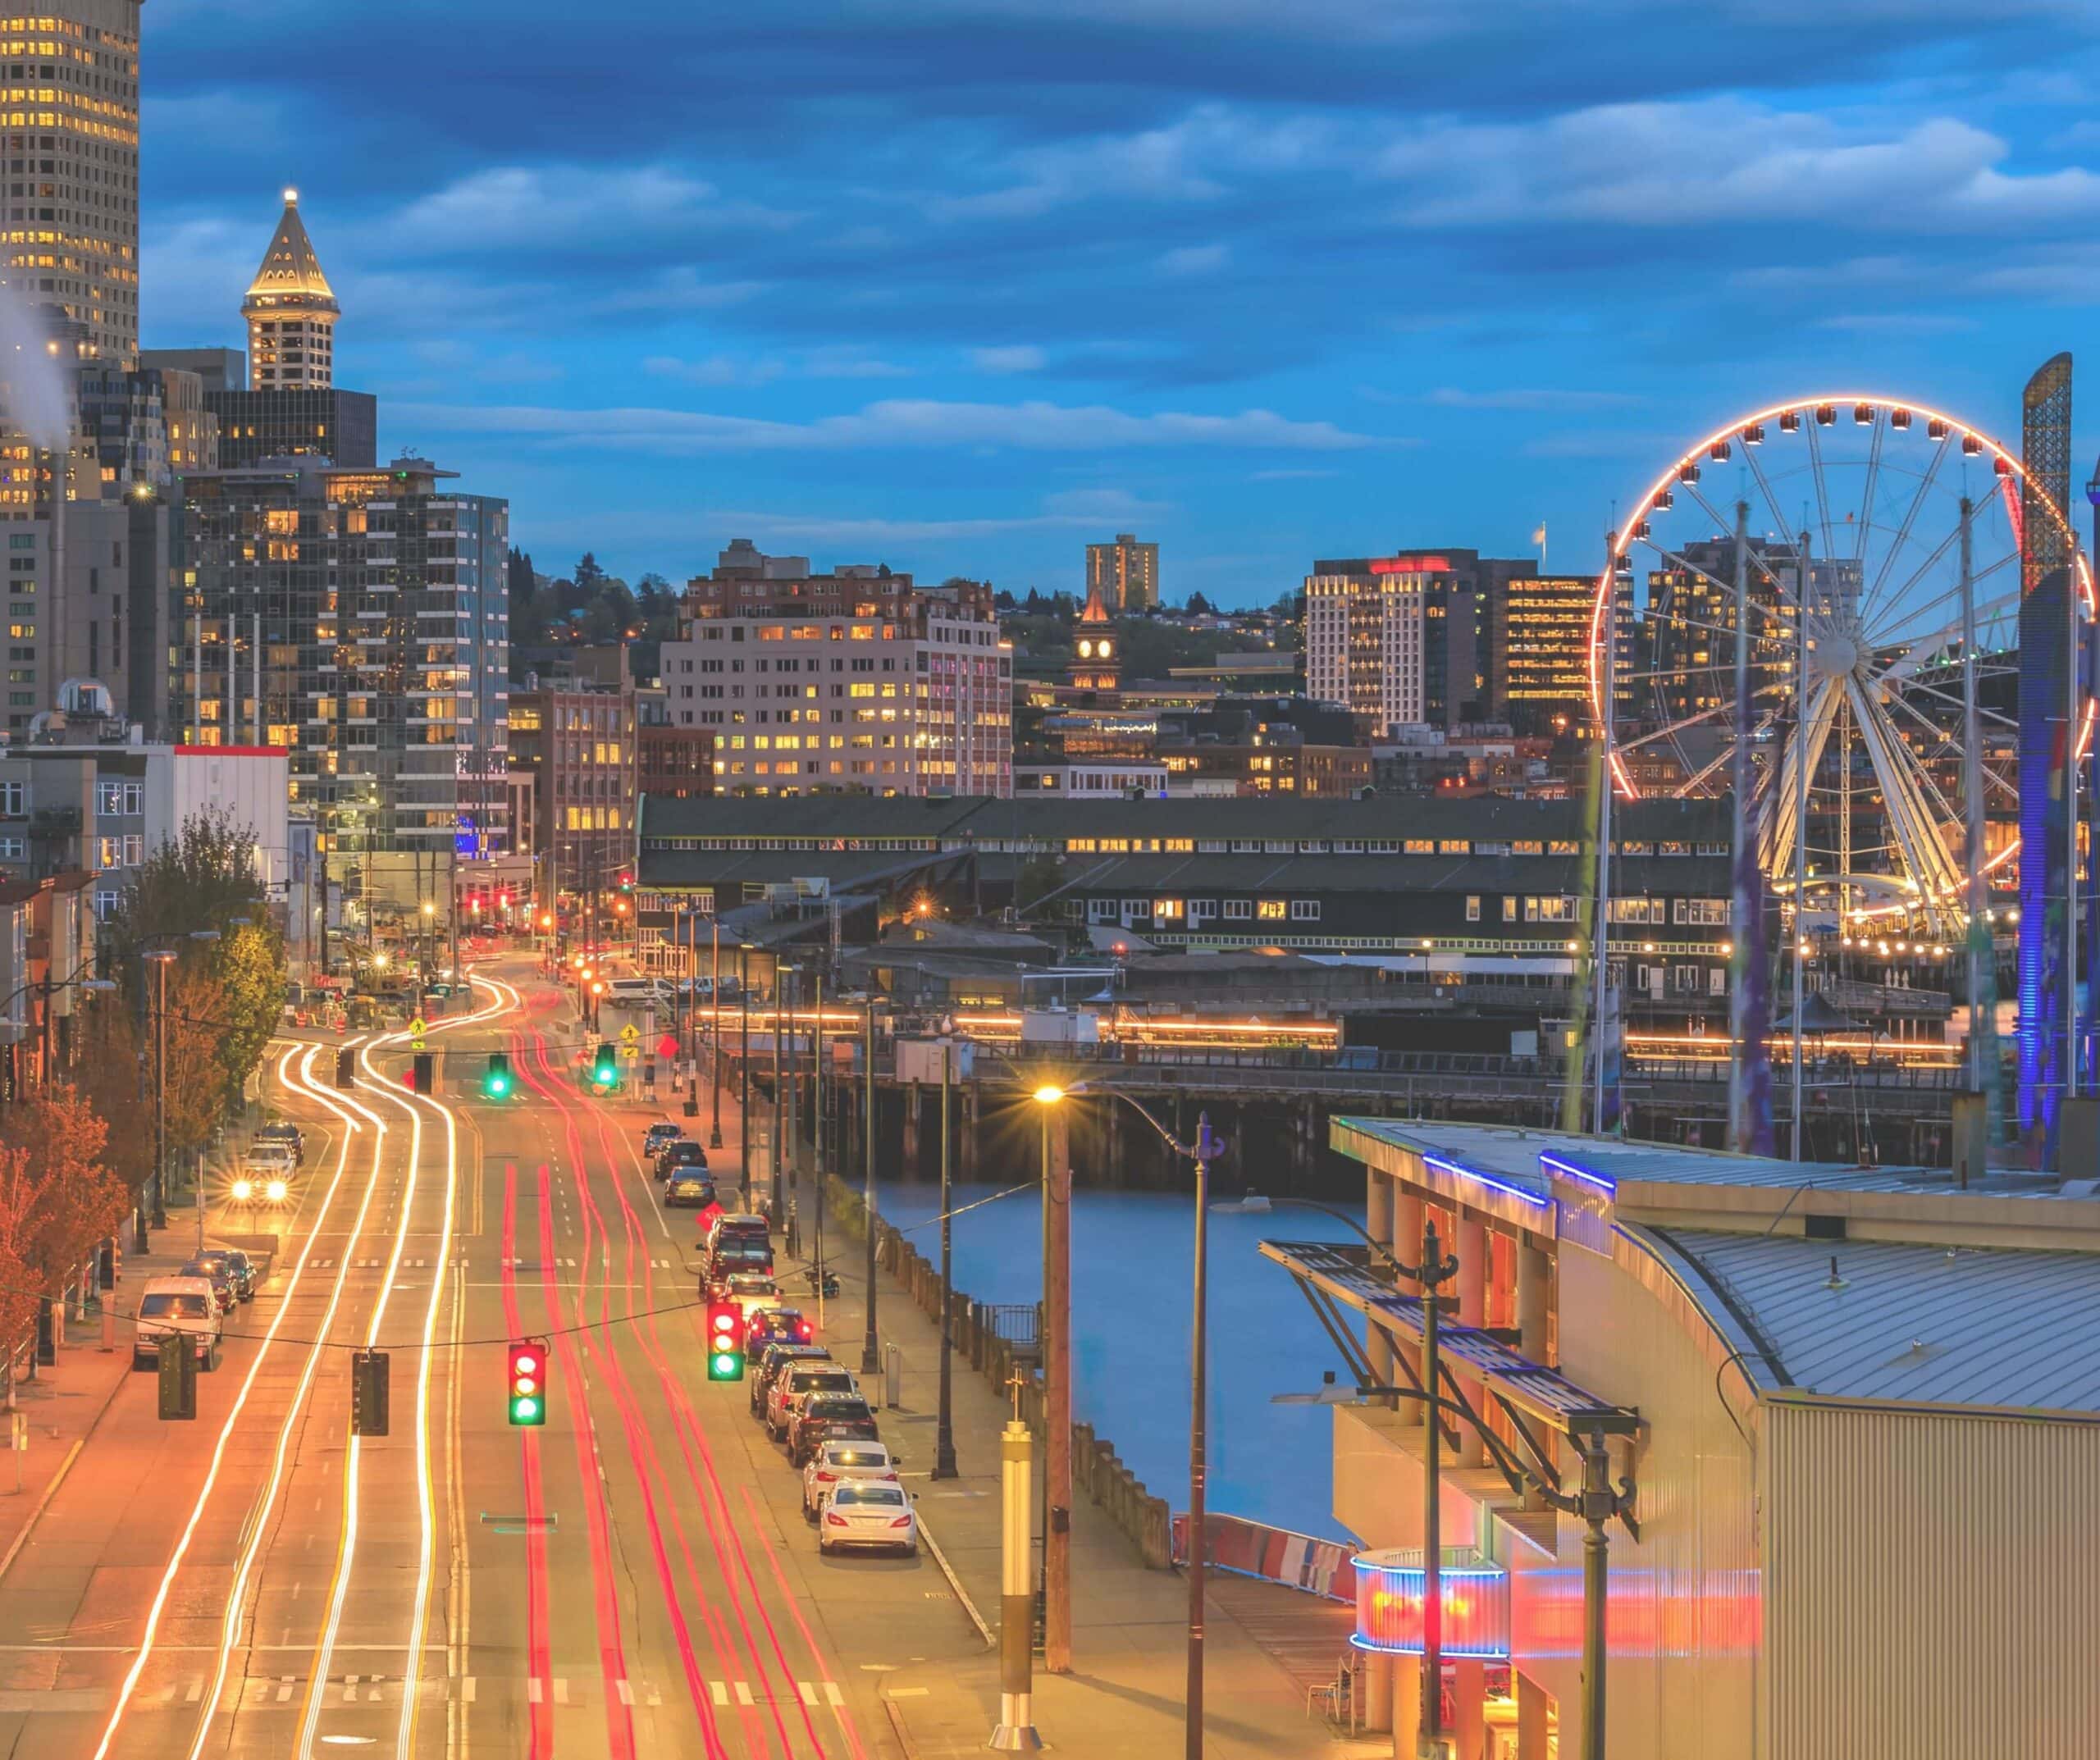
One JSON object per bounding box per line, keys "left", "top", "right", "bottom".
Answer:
{"left": 616, "top": 1679, "right": 633, "bottom": 1707}
{"left": 527, "top": 1678, "right": 542, "bottom": 1705}
{"left": 343, "top": 1674, "right": 358, "bottom": 1702}
{"left": 553, "top": 1677, "right": 569, "bottom": 1705}
{"left": 462, "top": 1677, "right": 477, "bottom": 1703}
{"left": 185, "top": 1678, "right": 202, "bottom": 1703}
{"left": 710, "top": 1681, "right": 728, "bottom": 1708}
{"left": 277, "top": 1677, "right": 294, "bottom": 1703}
{"left": 733, "top": 1681, "right": 754, "bottom": 1708}
{"left": 646, "top": 1683, "right": 663, "bottom": 1708}
{"left": 797, "top": 1682, "right": 816, "bottom": 1708}
{"left": 824, "top": 1682, "right": 843, "bottom": 1707}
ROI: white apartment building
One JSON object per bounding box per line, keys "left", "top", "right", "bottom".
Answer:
{"left": 1305, "top": 558, "right": 1428, "bottom": 735}
{"left": 660, "top": 543, "right": 1012, "bottom": 798}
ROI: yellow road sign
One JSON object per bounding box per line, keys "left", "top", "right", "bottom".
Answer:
{"left": 619, "top": 1023, "right": 641, "bottom": 1043}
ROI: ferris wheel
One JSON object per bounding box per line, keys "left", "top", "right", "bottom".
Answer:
{"left": 1589, "top": 395, "right": 2095, "bottom": 929}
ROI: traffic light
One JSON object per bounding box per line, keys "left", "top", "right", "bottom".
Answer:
{"left": 705, "top": 1300, "right": 744, "bottom": 1381}
{"left": 336, "top": 1046, "right": 356, "bottom": 1089}
{"left": 351, "top": 1350, "right": 390, "bottom": 1437}
{"left": 507, "top": 1338, "right": 548, "bottom": 1426}
{"left": 591, "top": 1042, "right": 618, "bottom": 1089}
{"left": 482, "top": 1051, "right": 514, "bottom": 1100}
{"left": 157, "top": 1333, "right": 197, "bottom": 1421}
{"left": 618, "top": 869, "right": 633, "bottom": 894}
{"left": 409, "top": 1051, "right": 435, "bottom": 1093}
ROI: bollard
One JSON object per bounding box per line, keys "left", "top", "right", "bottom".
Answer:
{"left": 883, "top": 1340, "right": 902, "bottom": 1409}
{"left": 988, "top": 1417, "right": 1043, "bottom": 1752}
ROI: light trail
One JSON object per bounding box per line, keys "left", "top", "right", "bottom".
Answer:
{"left": 94, "top": 1038, "right": 381, "bottom": 1760}
{"left": 499, "top": 1162, "right": 555, "bottom": 1760}
{"left": 297, "top": 978, "right": 514, "bottom": 1760}
{"left": 393, "top": 973, "right": 517, "bottom": 1758}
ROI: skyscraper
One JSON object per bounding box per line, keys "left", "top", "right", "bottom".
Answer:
{"left": 242, "top": 189, "right": 337, "bottom": 390}
{"left": 0, "top": 0, "right": 142, "bottom": 365}
{"left": 1084, "top": 533, "right": 1158, "bottom": 612}
{"left": 208, "top": 192, "right": 374, "bottom": 468}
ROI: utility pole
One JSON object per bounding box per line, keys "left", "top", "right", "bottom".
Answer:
{"left": 738, "top": 945, "right": 751, "bottom": 1206}
{"left": 708, "top": 915, "right": 723, "bottom": 1147}
{"left": 934, "top": 1039, "right": 957, "bottom": 1479}
{"left": 812, "top": 969, "right": 825, "bottom": 1333}
{"left": 1043, "top": 1099, "right": 1071, "bottom": 1675}
{"left": 147, "top": 949, "right": 174, "bottom": 1233}
{"left": 1416, "top": 1220, "right": 1460, "bottom": 1758}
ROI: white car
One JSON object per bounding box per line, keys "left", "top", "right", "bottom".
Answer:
{"left": 803, "top": 1441, "right": 899, "bottom": 1521}
{"left": 816, "top": 1480, "right": 917, "bottom": 1556}
{"left": 134, "top": 1275, "right": 222, "bottom": 1370}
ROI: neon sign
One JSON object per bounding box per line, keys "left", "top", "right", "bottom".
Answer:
{"left": 1352, "top": 1550, "right": 1510, "bottom": 1658}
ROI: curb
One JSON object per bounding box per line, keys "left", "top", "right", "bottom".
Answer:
{"left": 0, "top": 1436, "right": 86, "bottom": 1587}
{"left": 915, "top": 1512, "right": 994, "bottom": 1648}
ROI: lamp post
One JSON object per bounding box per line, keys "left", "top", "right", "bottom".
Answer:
{"left": 707, "top": 913, "right": 723, "bottom": 1148}
{"left": 1028, "top": 1083, "right": 1073, "bottom": 1676}
{"left": 861, "top": 991, "right": 879, "bottom": 1377}
{"left": 144, "top": 948, "right": 176, "bottom": 1235}
{"left": 933, "top": 1037, "right": 958, "bottom": 1480}
{"left": 1050, "top": 1083, "right": 1223, "bottom": 1756}
{"left": 738, "top": 943, "right": 752, "bottom": 1206}
{"left": 774, "top": 964, "right": 796, "bottom": 1224}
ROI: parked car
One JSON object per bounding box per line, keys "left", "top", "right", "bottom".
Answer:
{"left": 664, "top": 1171, "right": 718, "bottom": 1210}
{"left": 176, "top": 1257, "right": 239, "bottom": 1317}
{"left": 749, "top": 1343, "right": 832, "bottom": 1418}
{"left": 642, "top": 1123, "right": 685, "bottom": 1158}
{"left": 254, "top": 1122, "right": 304, "bottom": 1165}
{"left": 189, "top": 1247, "right": 255, "bottom": 1303}
{"left": 747, "top": 1306, "right": 813, "bottom": 1350}
{"left": 769, "top": 1361, "right": 860, "bottom": 1442}
{"left": 816, "top": 1480, "right": 916, "bottom": 1556}
{"left": 802, "top": 1440, "right": 899, "bottom": 1520}
{"left": 702, "top": 1212, "right": 770, "bottom": 1262}
{"left": 655, "top": 1140, "right": 709, "bottom": 1181}
{"left": 705, "top": 1235, "right": 774, "bottom": 1284}
{"left": 134, "top": 1276, "right": 221, "bottom": 1370}
{"left": 791, "top": 1393, "right": 881, "bottom": 1466}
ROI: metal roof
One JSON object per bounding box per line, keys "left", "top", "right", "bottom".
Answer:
{"left": 1653, "top": 1228, "right": 2100, "bottom": 1415}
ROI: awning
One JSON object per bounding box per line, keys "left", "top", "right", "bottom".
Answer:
{"left": 1258, "top": 1238, "right": 1639, "bottom": 1441}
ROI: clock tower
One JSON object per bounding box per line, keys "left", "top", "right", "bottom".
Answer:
{"left": 1071, "top": 576, "right": 1121, "bottom": 693}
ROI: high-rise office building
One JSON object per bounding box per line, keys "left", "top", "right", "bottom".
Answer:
{"left": 1492, "top": 574, "right": 1601, "bottom": 737}
{"left": 659, "top": 539, "right": 1012, "bottom": 797}
{"left": 0, "top": 1, "right": 142, "bottom": 365}
{"left": 173, "top": 456, "right": 510, "bottom": 912}
{"left": 1084, "top": 532, "right": 1158, "bottom": 612}
{"left": 208, "top": 194, "right": 374, "bottom": 468}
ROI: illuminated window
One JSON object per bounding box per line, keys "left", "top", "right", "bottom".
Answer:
{"left": 1257, "top": 900, "right": 1287, "bottom": 921}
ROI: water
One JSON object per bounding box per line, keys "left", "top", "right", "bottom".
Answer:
{"left": 870, "top": 1179, "right": 1366, "bottom": 1542}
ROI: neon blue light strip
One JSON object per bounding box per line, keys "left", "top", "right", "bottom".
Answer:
{"left": 1540, "top": 1151, "right": 1617, "bottom": 1194}
{"left": 1353, "top": 1560, "right": 1506, "bottom": 1580}
{"left": 1421, "top": 1151, "right": 1550, "bottom": 1207}
{"left": 1349, "top": 1635, "right": 1510, "bottom": 1658}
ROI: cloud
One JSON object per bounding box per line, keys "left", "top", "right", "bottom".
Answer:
{"left": 1427, "top": 386, "right": 1641, "bottom": 411}
{"left": 1157, "top": 243, "right": 1230, "bottom": 276}
{"left": 595, "top": 269, "right": 770, "bottom": 315}
{"left": 393, "top": 163, "right": 800, "bottom": 250}
{"left": 1249, "top": 467, "right": 1340, "bottom": 481}
{"left": 1811, "top": 312, "right": 1973, "bottom": 335}
{"left": 645, "top": 353, "right": 788, "bottom": 387}
{"left": 970, "top": 344, "right": 1048, "bottom": 373}
{"left": 1378, "top": 101, "right": 2100, "bottom": 232}
{"left": 396, "top": 396, "right": 1381, "bottom": 454}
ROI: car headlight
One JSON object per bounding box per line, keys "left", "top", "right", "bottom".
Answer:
{"left": 231, "top": 1179, "right": 253, "bottom": 1201}
{"left": 266, "top": 1179, "right": 289, "bottom": 1202}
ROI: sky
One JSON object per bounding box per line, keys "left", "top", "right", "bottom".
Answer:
{"left": 139, "top": 0, "right": 2100, "bottom": 606}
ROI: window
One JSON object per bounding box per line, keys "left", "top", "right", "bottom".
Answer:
{"left": 1289, "top": 900, "right": 1320, "bottom": 922}
{"left": 1404, "top": 838, "right": 1433, "bottom": 854}
{"left": 1224, "top": 899, "right": 1253, "bottom": 921}
{"left": 1465, "top": 895, "right": 1481, "bottom": 923}
{"left": 1088, "top": 899, "right": 1116, "bottom": 923}
{"left": 1674, "top": 898, "right": 1731, "bottom": 927}
{"left": 1525, "top": 896, "right": 1577, "bottom": 923}
{"left": 1154, "top": 899, "right": 1184, "bottom": 922}
{"left": 1189, "top": 899, "right": 1217, "bottom": 923}
{"left": 96, "top": 780, "right": 121, "bottom": 815}
{"left": 1257, "top": 900, "right": 1288, "bottom": 921}
{"left": 1709, "top": 967, "right": 1727, "bottom": 996}
{"left": 1503, "top": 896, "right": 1518, "bottom": 923}
{"left": 0, "top": 782, "right": 22, "bottom": 815}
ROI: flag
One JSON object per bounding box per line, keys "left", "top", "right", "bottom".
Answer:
{"left": 1531, "top": 523, "right": 1547, "bottom": 547}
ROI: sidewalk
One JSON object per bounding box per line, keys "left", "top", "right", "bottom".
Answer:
{"left": 0, "top": 1230, "right": 205, "bottom": 1588}
{"left": 791, "top": 1170, "right": 1376, "bottom": 1760}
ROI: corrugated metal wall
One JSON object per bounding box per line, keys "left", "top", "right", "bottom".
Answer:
{"left": 1764, "top": 1400, "right": 2100, "bottom": 1760}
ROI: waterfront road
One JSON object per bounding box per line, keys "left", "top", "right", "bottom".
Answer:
{"left": 0, "top": 959, "right": 992, "bottom": 1759}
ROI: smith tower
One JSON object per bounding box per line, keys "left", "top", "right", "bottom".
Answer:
{"left": 0, "top": 0, "right": 143, "bottom": 363}
{"left": 242, "top": 188, "right": 337, "bottom": 389}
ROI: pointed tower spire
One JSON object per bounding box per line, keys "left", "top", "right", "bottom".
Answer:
{"left": 1070, "top": 577, "right": 1119, "bottom": 692}
{"left": 243, "top": 188, "right": 340, "bottom": 390}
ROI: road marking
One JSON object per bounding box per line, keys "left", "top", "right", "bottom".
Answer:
{"left": 825, "top": 1682, "right": 844, "bottom": 1707}
{"left": 185, "top": 1678, "right": 202, "bottom": 1703}
{"left": 615, "top": 1679, "right": 633, "bottom": 1707}
{"left": 552, "top": 1676, "right": 569, "bottom": 1705}
{"left": 709, "top": 1681, "right": 728, "bottom": 1708}
{"left": 885, "top": 1686, "right": 929, "bottom": 1698}
{"left": 527, "top": 1678, "right": 542, "bottom": 1705}
{"left": 278, "top": 1678, "right": 295, "bottom": 1703}
{"left": 797, "top": 1682, "right": 817, "bottom": 1708}
{"left": 460, "top": 1677, "right": 476, "bottom": 1703}
{"left": 733, "top": 1681, "right": 754, "bottom": 1708}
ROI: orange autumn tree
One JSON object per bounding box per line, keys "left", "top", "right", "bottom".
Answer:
{"left": 0, "top": 1086, "right": 128, "bottom": 1300}
{"left": 0, "top": 1147, "right": 43, "bottom": 1348}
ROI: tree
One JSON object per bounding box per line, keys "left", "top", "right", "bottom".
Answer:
{"left": 107, "top": 806, "right": 270, "bottom": 973}
{"left": 507, "top": 547, "right": 536, "bottom": 608}
{"left": 0, "top": 1087, "right": 125, "bottom": 1297}
{"left": 159, "top": 966, "right": 233, "bottom": 1157}
{"left": 212, "top": 922, "right": 286, "bottom": 1115}
{"left": 573, "top": 552, "right": 608, "bottom": 594}
{"left": 1186, "top": 590, "right": 1213, "bottom": 616}
{"left": 73, "top": 1002, "right": 150, "bottom": 1201}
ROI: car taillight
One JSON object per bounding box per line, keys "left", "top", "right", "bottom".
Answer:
{"left": 824, "top": 1512, "right": 849, "bottom": 1527}
{"left": 797, "top": 1321, "right": 812, "bottom": 1339}
{"left": 889, "top": 1516, "right": 912, "bottom": 1528}
{"left": 815, "top": 1470, "right": 836, "bottom": 1481}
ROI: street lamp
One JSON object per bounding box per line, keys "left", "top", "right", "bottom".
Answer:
{"left": 1058, "top": 1082, "right": 1224, "bottom": 1759}
{"left": 1027, "top": 1082, "right": 1075, "bottom": 1676}
{"left": 861, "top": 990, "right": 882, "bottom": 1378}
{"left": 738, "top": 944, "right": 753, "bottom": 1206}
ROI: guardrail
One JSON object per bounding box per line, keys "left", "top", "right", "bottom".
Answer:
{"left": 822, "top": 1173, "right": 1174, "bottom": 1570}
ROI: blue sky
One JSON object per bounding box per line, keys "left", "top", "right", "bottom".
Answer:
{"left": 141, "top": 0, "right": 2100, "bottom": 604}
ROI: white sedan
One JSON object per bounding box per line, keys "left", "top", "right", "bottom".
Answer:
{"left": 816, "top": 1480, "right": 917, "bottom": 1557}
{"left": 801, "top": 1441, "right": 899, "bottom": 1520}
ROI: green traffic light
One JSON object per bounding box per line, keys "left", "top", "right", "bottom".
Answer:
{"left": 509, "top": 1394, "right": 541, "bottom": 1425}
{"left": 483, "top": 1072, "right": 512, "bottom": 1098}
{"left": 709, "top": 1351, "right": 742, "bottom": 1381}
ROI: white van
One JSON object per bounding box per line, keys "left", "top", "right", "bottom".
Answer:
{"left": 134, "top": 1275, "right": 222, "bottom": 1370}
